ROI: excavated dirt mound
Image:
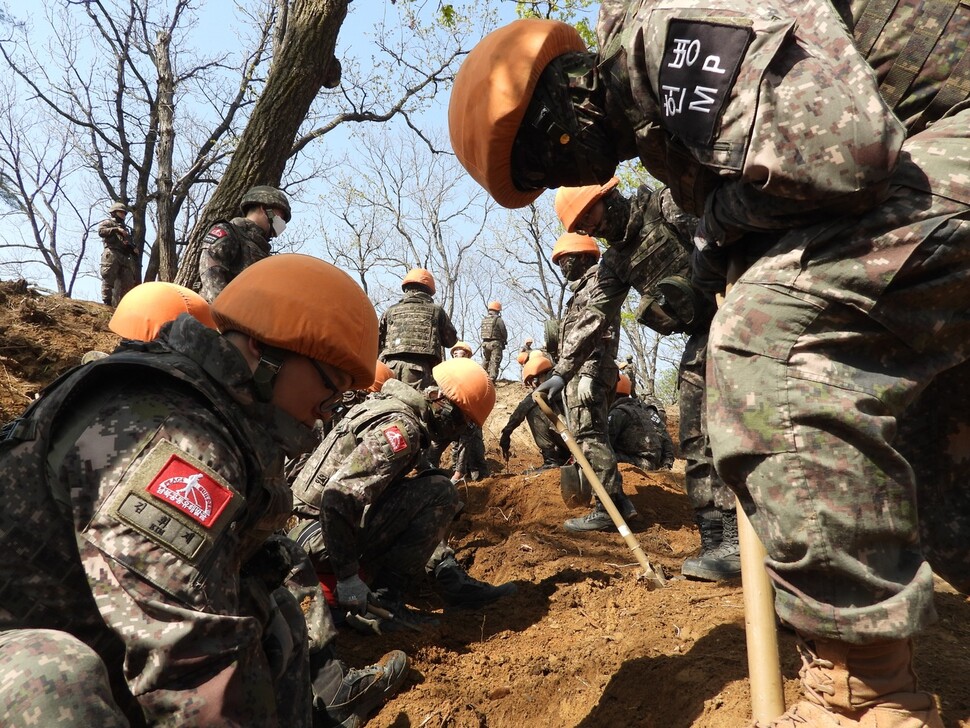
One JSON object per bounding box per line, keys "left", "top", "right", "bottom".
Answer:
{"left": 1, "top": 280, "right": 968, "bottom": 727}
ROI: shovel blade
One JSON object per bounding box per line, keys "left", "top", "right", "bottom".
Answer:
{"left": 560, "top": 463, "right": 592, "bottom": 509}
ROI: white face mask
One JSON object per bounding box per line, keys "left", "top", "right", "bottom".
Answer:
{"left": 268, "top": 210, "right": 287, "bottom": 237}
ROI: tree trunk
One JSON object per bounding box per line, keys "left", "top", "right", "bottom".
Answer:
{"left": 175, "top": 0, "right": 349, "bottom": 289}
{"left": 153, "top": 30, "right": 178, "bottom": 281}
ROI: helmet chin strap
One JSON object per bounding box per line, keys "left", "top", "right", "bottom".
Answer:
{"left": 253, "top": 346, "right": 287, "bottom": 403}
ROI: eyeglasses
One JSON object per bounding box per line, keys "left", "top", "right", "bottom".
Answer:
{"left": 308, "top": 358, "right": 345, "bottom": 413}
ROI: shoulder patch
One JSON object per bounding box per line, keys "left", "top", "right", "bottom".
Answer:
{"left": 382, "top": 424, "right": 409, "bottom": 453}
{"left": 107, "top": 440, "right": 243, "bottom": 564}
{"left": 207, "top": 226, "right": 228, "bottom": 239}
{"left": 658, "top": 20, "right": 752, "bottom": 146}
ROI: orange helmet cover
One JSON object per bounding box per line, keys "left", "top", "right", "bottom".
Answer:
{"left": 449, "top": 19, "right": 587, "bottom": 209}
{"left": 522, "top": 355, "right": 553, "bottom": 382}
{"left": 432, "top": 358, "right": 496, "bottom": 427}
{"left": 401, "top": 267, "right": 436, "bottom": 295}
{"left": 616, "top": 373, "right": 632, "bottom": 396}
{"left": 551, "top": 233, "right": 600, "bottom": 263}
{"left": 369, "top": 361, "right": 396, "bottom": 392}
{"left": 211, "top": 254, "right": 378, "bottom": 389}
{"left": 554, "top": 177, "right": 620, "bottom": 233}
{"left": 110, "top": 281, "right": 216, "bottom": 341}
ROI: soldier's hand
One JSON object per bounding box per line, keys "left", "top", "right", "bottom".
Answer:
{"left": 499, "top": 431, "right": 511, "bottom": 461}
{"left": 336, "top": 574, "right": 374, "bottom": 615}
{"left": 577, "top": 376, "right": 596, "bottom": 406}
{"left": 535, "top": 374, "right": 565, "bottom": 400}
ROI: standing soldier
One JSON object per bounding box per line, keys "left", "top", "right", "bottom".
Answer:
{"left": 449, "top": 7, "right": 970, "bottom": 725}
{"left": 448, "top": 342, "right": 490, "bottom": 482}
{"left": 516, "top": 337, "right": 533, "bottom": 366}
{"left": 99, "top": 202, "right": 138, "bottom": 307}
{"left": 609, "top": 374, "right": 675, "bottom": 472}
{"left": 378, "top": 267, "right": 458, "bottom": 389}
{"left": 556, "top": 178, "right": 738, "bottom": 580}
{"left": 287, "top": 358, "right": 515, "bottom": 616}
{"left": 480, "top": 300, "right": 508, "bottom": 381}
{"left": 0, "top": 254, "right": 407, "bottom": 727}
{"left": 198, "top": 185, "right": 291, "bottom": 303}
{"left": 549, "top": 232, "right": 636, "bottom": 532}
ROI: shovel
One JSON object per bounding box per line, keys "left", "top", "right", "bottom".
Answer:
{"left": 533, "top": 391, "right": 666, "bottom": 589}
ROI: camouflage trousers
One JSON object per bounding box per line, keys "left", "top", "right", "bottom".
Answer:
{"left": 481, "top": 340, "right": 504, "bottom": 381}
{"left": 563, "top": 375, "right": 622, "bottom": 497}
{"left": 528, "top": 410, "right": 571, "bottom": 466}
{"left": 384, "top": 355, "right": 437, "bottom": 390}
{"left": 288, "top": 472, "right": 460, "bottom": 591}
{"left": 0, "top": 629, "right": 130, "bottom": 727}
{"left": 452, "top": 425, "right": 488, "bottom": 476}
{"left": 100, "top": 247, "right": 138, "bottom": 307}
{"left": 708, "top": 182, "right": 970, "bottom": 644}
{"left": 678, "top": 329, "right": 735, "bottom": 511}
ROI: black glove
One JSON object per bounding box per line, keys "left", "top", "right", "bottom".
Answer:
{"left": 535, "top": 374, "right": 565, "bottom": 401}
{"left": 499, "top": 431, "right": 511, "bottom": 460}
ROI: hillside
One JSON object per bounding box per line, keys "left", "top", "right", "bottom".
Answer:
{"left": 1, "top": 279, "right": 968, "bottom": 727}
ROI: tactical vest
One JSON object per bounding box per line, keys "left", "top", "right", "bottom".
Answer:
{"left": 481, "top": 313, "right": 502, "bottom": 341}
{"left": 623, "top": 190, "right": 691, "bottom": 295}
{"left": 610, "top": 398, "right": 663, "bottom": 458}
{"left": 381, "top": 299, "right": 440, "bottom": 358}
{"left": 846, "top": 0, "right": 970, "bottom": 134}
{"left": 291, "top": 396, "right": 418, "bottom": 512}
{"left": 0, "top": 346, "right": 269, "bottom": 635}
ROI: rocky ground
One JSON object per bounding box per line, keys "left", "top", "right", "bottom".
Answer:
{"left": 1, "top": 279, "right": 968, "bottom": 727}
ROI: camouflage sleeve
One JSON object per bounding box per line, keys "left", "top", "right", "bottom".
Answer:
{"left": 56, "top": 381, "right": 286, "bottom": 725}
{"left": 503, "top": 392, "right": 535, "bottom": 435}
{"left": 438, "top": 309, "right": 459, "bottom": 349}
{"left": 377, "top": 312, "right": 388, "bottom": 354}
{"left": 199, "top": 224, "right": 238, "bottom": 303}
{"left": 633, "top": 0, "right": 905, "bottom": 244}
{"left": 656, "top": 411, "right": 676, "bottom": 467}
{"left": 320, "top": 415, "right": 420, "bottom": 579}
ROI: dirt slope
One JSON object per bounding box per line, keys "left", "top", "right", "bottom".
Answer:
{"left": 1, "top": 279, "right": 968, "bottom": 727}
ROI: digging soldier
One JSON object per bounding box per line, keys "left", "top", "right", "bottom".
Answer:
{"left": 449, "top": 5, "right": 970, "bottom": 726}
{"left": 99, "top": 202, "right": 138, "bottom": 307}
{"left": 609, "top": 373, "right": 674, "bottom": 472}
{"left": 499, "top": 353, "right": 571, "bottom": 470}
{"left": 480, "top": 300, "right": 508, "bottom": 381}
{"left": 0, "top": 254, "right": 408, "bottom": 727}
{"left": 555, "top": 177, "right": 738, "bottom": 580}
{"left": 378, "top": 267, "right": 458, "bottom": 390}
{"left": 198, "top": 185, "right": 292, "bottom": 303}
{"left": 545, "top": 232, "right": 637, "bottom": 532}
{"left": 287, "top": 357, "right": 516, "bottom": 620}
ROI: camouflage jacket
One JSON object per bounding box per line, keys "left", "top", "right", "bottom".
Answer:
{"left": 379, "top": 290, "right": 458, "bottom": 362}
{"left": 555, "top": 265, "right": 620, "bottom": 385}
{"left": 199, "top": 217, "right": 271, "bottom": 303}
{"left": 608, "top": 396, "right": 675, "bottom": 468}
{"left": 596, "top": 0, "right": 905, "bottom": 238}
{"left": 98, "top": 217, "right": 135, "bottom": 254}
{"left": 0, "top": 313, "right": 316, "bottom": 725}
{"left": 290, "top": 378, "right": 432, "bottom": 580}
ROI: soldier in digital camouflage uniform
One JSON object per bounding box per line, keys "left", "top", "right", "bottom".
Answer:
{"left": 555, "top": 176, "right": 739, "bottom": 580}
{"left": 0, "top": 254, "right": 407, "bottom": 728}
{"left": 546, "top": 232, "right": 637, "bottom": 532}
{"left": 378, "top": 267, "right": 459, "bottom": 390}
{"left": 99, "top": 202, "right": 138, "bottom": 307}
{"left": 287, "top": 358, "right": 515, "bottom": 618}
{"left": 499, "top": 354, "right": 570, "bottom": 469}
{"left": 449, "top": 4, "right": 970, "bottom": 724}
{"left": 480, "top": 300, "right": 508, "bottom": 381}
{"left": 198, "top": 185, "right": 292, "bottom": 303}
{"left": 609, "top": 373, "right": 674, "bottom": 472}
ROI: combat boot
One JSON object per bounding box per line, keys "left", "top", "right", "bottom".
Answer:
{"left": 314, "top": 649, "right": 410, "bottom": 728}
{"left": 681, "top": 507, "right": 740, "bottom": 581}
{"left": 433, "top": 556, "right": 517, "bottom": 608}
{"left": 751, "top": 637, "right": 942, "bottom": 728}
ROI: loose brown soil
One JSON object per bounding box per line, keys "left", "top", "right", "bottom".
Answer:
{"left": 2, "top": 279, "right": 968, "bottom": 728}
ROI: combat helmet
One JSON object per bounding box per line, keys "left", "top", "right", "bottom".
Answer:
{"left": 240, "top": 185, "right": 292, "bottom": 222}
{"left": 110, "top": 282, "right": 216, "bottom": 341}
{"left": 554, "top": 177, "right": 619, "bottom": 233}
{"left": 108, "top": 202, "right": 128, "bottom": 215}
{"left": 551, "top": 233, "right": 600, "bottom": 263}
